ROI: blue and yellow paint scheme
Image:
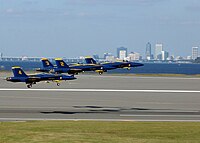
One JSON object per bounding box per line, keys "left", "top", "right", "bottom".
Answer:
{"left": 84, "top": 57, "right": 144, "bottom": 74}
{"left": 36, "top": 58, "right": 55, "bottom": 73}
{"left": 37, "top": 58, "right": 103, "bottom": 74}
{"left": 6, "top": 66, "right": 76, "bottom": 88}
{"left": 36, "top": 58, "right": 83, "bottom": 75}
{"left": 53, "top": 58, "right": 83, "bottom": 74}
{"left": 54, "top": 58, "right": 103, "bottom": 74}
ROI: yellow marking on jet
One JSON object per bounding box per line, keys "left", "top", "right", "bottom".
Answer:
{"left": 41, "top": 58, "right": 48, "bottom": 60}
{"left": 45, "top": 61, "right": 50, "bottom": 65}
{"left": 55, "top": 58, "right": 63, "bottom": 60}
{"left": 72, "top": 64, "right": 81, "bottom": 66}
{"left": 53, "top": 80, "right": 61, "bottom": 83}
{"left": 12, "top": 66, "right": 21, "bottom": 69}
{"left": 85, "top": 56, "right": 92, "bottom": 58}
{"left": 60, "top": 62, "right": 65, "bottom": 66}
{"left": 18, "top": 70, "right": 22, "bottom": 75}
{"left": 95, "top": 70, "right": 104, "bottom": 72}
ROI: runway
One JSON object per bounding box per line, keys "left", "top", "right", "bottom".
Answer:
{"left": 0, "top": 74, "right": 200, "bottom": 121}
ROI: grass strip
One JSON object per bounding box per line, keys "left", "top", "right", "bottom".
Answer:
{"left": 1, "top": 121, "right": 200, "bottom": 143}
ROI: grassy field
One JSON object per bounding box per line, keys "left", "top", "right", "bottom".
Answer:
{"left": 1, "top": 121, "right": 200, "bottom": 143}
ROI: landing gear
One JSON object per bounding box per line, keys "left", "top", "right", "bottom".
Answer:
{"left": 27, "top": 84, "right": 32, "bottom": 88}
{"left": 57, "top": 83, "right": 60, "bottom": 86}
{"left": 99, "top": 72, "right": 103, "bottom": 75}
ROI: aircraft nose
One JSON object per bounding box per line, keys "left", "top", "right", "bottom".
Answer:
{"left": 64, "top": 75, "right": 77, "bottom": 80}
{"left": 131, "top": 62, "right": 144, "bottom": 67}
{"left": 6, "top": 77, "right": 11, "bottom": 81}
{"left": 71, "top": 75, "right": 77, "bottom": 80}
{"left": 137, "top": 63, "right": 144, "bottom": 67}
{"left": 35, "top": 68, "right": 41, "bottom": 71}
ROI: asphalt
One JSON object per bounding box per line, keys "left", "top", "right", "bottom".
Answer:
{"left": 0, "top": 73, "right": 200, "bottom": 121}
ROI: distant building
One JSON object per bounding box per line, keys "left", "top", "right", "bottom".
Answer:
{"left": 103, "top": 53, "right": 113, "bottom": 59}
{"left": 21, "top": 56, "right": 28, "bottom": 61}
{"left": 128, "top": 52, "right": 141, "bottom": 61}
{"left": 194, "top": 57, "right": 200, "bottom": 63}
{"left": 117, "top": 47, "right": 127, "bottom": 60}
{"left": 155, "top": 44, "right": 163, "bottom": 60}
{"left": 186, "top": 56, "right": 192, "bottom": 60}
{"left": 167, "top": 56, "right": 174, "bottom": 61}
{"left": 192, "top": 47, "right": 198, "bottom": 60}
{"left": 145, "top": 42, "right": 152, "bottom": 60}
{"left": 157, "top": 54, "right": 162, "bottom": 60}
{"left": 79, "top": 56, "right": 85, "bottom": 59}
{"left": 0, "top": 53, "right": 3, "bottom": 60}
{"left": 105, "top": 55, "right": 115, "bottom": 62}
{"left": 93, "top": 54, "right": 99, "bottom": 59}
{"left": 103, "top": 53, "right": 112, "bottom": 59}
{"left": 161, "top": 51, "right": 169, "bottom": 61}
{"left": 171, "top": 55, "right": 175, "bottom": 60}
{"left": 175, "top": 56, "right": 184, "bottom": 60}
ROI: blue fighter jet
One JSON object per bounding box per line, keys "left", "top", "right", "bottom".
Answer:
{"left": 36, "top": 58, "right": 83, "bottom": 75}
{"left": 36, "top": 58, "right": 55, "bottom": 73}
{"left": 84, "top": 57, "right": 144, "bottom": 74}
{"left": 6, "top": 66, "right": 76, "bottom": 88}
{"left": 54, "top": 58, "right": 103, "bottom": 74}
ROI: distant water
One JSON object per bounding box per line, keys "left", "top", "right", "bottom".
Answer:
{"left": 1, "top": 61, "right": 200, "bottom": 75}
{"left": 0, "top": 61, "right": 41, "bottom": 71}
{"left": 108, "top": 63, "right": 200, "bottom": 75}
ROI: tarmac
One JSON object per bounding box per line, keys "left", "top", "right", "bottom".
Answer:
{"left": 0, "top": 73, "right": 200, "bottom": 121}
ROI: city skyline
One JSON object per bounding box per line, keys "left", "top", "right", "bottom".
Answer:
{"left": 0, "top": 43, "right": 199, "bottom": 62}
{"left": 1, "top": 42, "right": 199, "bottom": 60}
{"left": 0, "top": 0, "right": 200, "bottom": 58}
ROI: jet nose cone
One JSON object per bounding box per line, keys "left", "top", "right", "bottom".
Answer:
{"left": 131, "top": 62, "right": 144, "bottom": 67}
{"left": 71, "top": 75, "right": 77, "bottom": 80}
{"left": 137, "top": 63, "right": 144, "bottom": 67}
{"left": 6, "top": 77, "right": 11, "bottom": 81}
{"left": 68, "top": 75, "right": 77, "bottom": 80}
{"left": 35, "top": 68, "right": 41, "bottom": 71}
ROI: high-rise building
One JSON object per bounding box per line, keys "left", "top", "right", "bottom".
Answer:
{"left": 192, "top": 47, "right": 198, "bottom": 60}
{"left": 117, "top": 47, "right": 127, "bottom": 60}
{"left": 155, "top": 44, "right": 163, "bottom": 60}
{"left": 145, "top": 42, "right": 152, "bottom": 60}
{"left": 161, "top": 51, "right": 169, "bottom": 61}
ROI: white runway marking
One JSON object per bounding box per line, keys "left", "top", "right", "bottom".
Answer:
{"left": 0, "top": 88, "right": 200, "bottom": 93}
{"left": 0, "top": 118, "right": 200, "bottom": 122}
{"left": 120, "top": 114, "right": 200, "bottom": 117}
{"left": 83, "top": 75, "right": 200, "bottom": 80}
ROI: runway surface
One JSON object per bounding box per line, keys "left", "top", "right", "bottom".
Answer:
{"left": 0, "top": 74, "right": 200, "bottom": 121}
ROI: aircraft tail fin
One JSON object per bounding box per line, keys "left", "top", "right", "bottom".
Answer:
{"left": 41, "top": 58, "right": 54, "bottom": 68}
{"left": 55, "top": 58, "right": 69, "bottom": 68}
{"left": 85, "top": 57, "right": 97, "bottom": 64}
{"left": 12, "top": 66, "right": 28, "bottom": 77}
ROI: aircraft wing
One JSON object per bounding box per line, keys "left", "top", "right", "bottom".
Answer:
{"left": 35, "top": 68, "right": 51, "bottom": 73}
{"left": 26, "top": 77, "right": 41, "bottom": 82}
{"left": 68, "top": 68, "right": 83, "bottom": 75}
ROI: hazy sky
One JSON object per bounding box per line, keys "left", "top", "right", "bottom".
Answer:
{"left": 0, "top": 0, "right": 200, "bottom": 58}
